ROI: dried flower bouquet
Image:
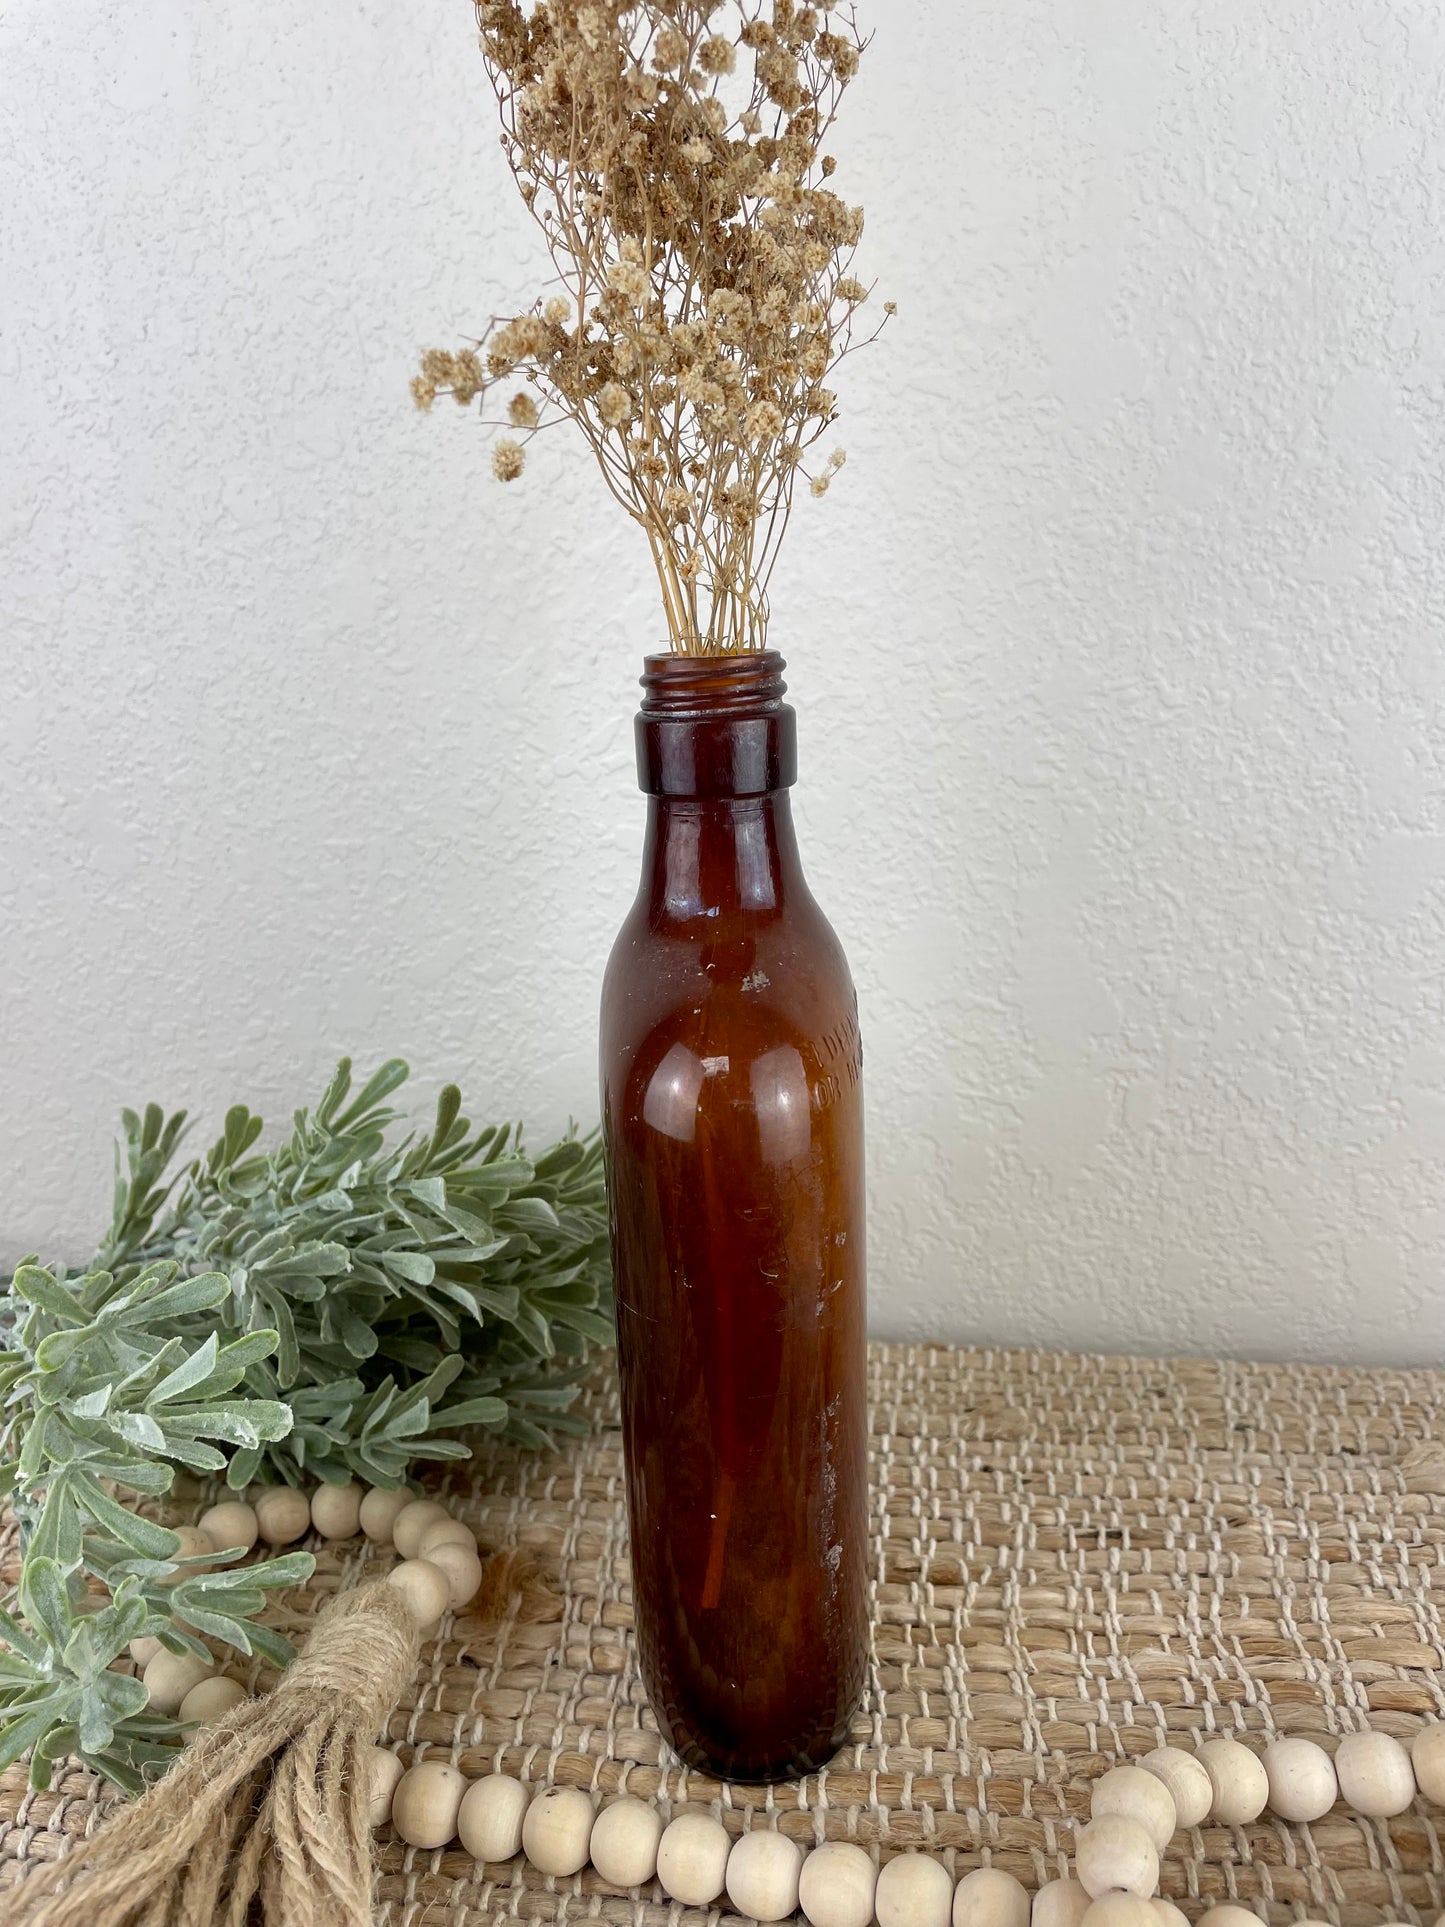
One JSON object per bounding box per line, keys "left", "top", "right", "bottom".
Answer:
{"left": 415, "top": 1, "right": 890, "bottom": 654}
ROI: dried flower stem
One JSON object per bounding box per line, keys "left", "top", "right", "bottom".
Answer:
{"left": 416, "top": 1, "right": 892, "bottom": 653}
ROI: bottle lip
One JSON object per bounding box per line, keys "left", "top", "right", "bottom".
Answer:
{"left": 639, "top": 650, "right": 787, "bottom": 718}
{"left": 635, "top": 651, "right": 796, "bottom": 796}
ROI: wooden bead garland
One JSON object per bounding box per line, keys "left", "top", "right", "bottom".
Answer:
{"left": 121, "top": 1475, "right": 1445, "bottom": 1927}
{"left": 119, "top": 1482, "right": 485, "bottom": 1771}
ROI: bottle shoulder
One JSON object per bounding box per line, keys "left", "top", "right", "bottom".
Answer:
{"left": 600, "top": 897, "right": 862, "bottom": 1133}
{"left": 602, "top": 895, "right": 855, "bottom": 1040}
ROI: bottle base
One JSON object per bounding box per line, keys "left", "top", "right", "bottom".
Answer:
{"left": 665, "top": 1726, "right": 852, "bottom": 1785}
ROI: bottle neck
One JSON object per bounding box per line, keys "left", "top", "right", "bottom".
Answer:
{"left": 634, "top": 651, "right": 797, "bottom": 800}
{"left": 641, "top": 792, "right": 804, "bottom": 921}
{"left": 632, "top": 651, "right": 803, "bottom": 921}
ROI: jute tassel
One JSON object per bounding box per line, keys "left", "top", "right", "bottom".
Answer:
{"left": 13, "top": 1579, "right": 416, "bottom": 1927}
{"left": 12, "top": 1554, "right": 546, "bottom": 1927}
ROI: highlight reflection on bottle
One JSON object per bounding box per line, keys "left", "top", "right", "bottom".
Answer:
{"left": 600, "top": 651, "right": 868, "bottom": 1782}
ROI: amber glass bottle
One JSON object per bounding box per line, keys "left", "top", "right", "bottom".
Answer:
{"left": 600, "top": 650, "right": 868, "bottom": 1782}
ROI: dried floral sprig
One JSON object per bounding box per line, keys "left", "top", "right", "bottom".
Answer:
{"left": 415, "top": 1, "right": 892, "bottom": 653}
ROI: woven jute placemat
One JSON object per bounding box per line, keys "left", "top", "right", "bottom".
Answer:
{"left": 5, "top": 1341, "right": 1445, "bottom": 1922}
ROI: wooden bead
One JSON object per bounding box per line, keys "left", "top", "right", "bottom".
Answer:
{"left": 1152, "top": 1903, "right": 1190, "bottom": 1927}
{"left": 391, "top": 1760, "right": 467, "bottom": 1849}
{"left": 1411, "top": 1723, "right": 1445, "bottom": 1804}
{"left": 521, "top": 1784, "right": 594, "bottom": 1877}
{"left": 1139, "top": 1747, "right": 1213, "bottom": 1830}
{"left": 129, "top": 1635, "right": 163, "bottom": 1668}
{"left": 418, "top": 1518, "right": 478, "bottom": 1557}
{"left": 391, "top": 1499, "right": 451, "bottom": 1559}
{"left": 363, "top": 1744, "right": 406, "bottom": 1827}
{"left": 1032, "top": 1877, "right": 1092, "bottom": 1927}
{"left": 178, "top": 1675, "right": 248, "bottom": 1731}
{"left": 1334, "top": 1729, "right": 1415, "bottom": 1818}
{"left": 458, "top": 1773, "right": 530, "bottom": 1862}
{"left": 798, "top": 1840, "right": 878, "bottom": 1927}
{"left": 953, "top": 1866, "right": 1030, "bottom": 1927}
{"left": 1261, "top": 1737, "right": 1337, "bottom": 1822}
{"left": 1198, "top": 1738, "right": 1269, "bottom": 1825}
{"left": 875, "top": 1851, "right": 954, "bottom": 1927}
{"left": 1074, "top": 1815, "right": 1159, "bottom": 1900}
{"left": 358, "top": 1486, "right": 413, "bottom": 1545}
{"left": 656, "top": 1810, "right": 732, "bottom": 1907}
{"left": 253, "top": 1487, "right": 311, "bottom": 1546}
{"left": 589, "top": 1795, "right": 664, "bottom": 1888}
{"left": 158, "top": 1526, "right": 215, "bottom": 1582}
{"left": 385, "top": 1558, "right": 451, "bottom": 1631}
{"left": 1081, "top": 1899, "right": 1159, "bottom": 1927}
{"left": 1090, "top": 1763, "right": 1177, "bottom": 1850}
{"left": 198, "top": 1501, "right": 258, "bottom": 1554}
{"left": 726, "top": 1829, "right": 803, "bottom": 1923}
{"left": 1197, "top": 1909, "right": 1264, "bottom": 1927}
{"left": 142, "top": 1649, "right": 215, "bottom": 1716}
{"left": 422, "top": 1540, "right": 483, "bottom": 1610}
{"left": 309, "top": 1481, "right": 363, "bottom": 1539}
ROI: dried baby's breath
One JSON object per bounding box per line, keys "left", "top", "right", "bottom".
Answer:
{"left": 417, "top": 2, "right": 891, "bottom": 654}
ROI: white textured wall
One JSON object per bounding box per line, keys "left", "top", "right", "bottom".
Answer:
{"left": 3, "top": 0, "right": 1443, "bottom": 1365}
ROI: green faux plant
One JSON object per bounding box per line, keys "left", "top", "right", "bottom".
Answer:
{"left": 0, "top": 1059, "right": 611, "bottom": 1790}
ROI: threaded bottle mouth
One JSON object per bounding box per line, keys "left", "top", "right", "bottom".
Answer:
{"left": 639, "top": 650, "right": 787, "bottom": 718}
{"left": 634, "top": 651, "right": 795, "bottom": 796}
